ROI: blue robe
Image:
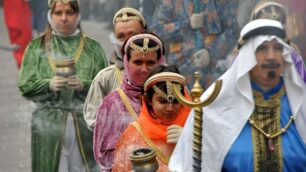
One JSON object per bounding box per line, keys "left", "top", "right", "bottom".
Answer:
{"left": 223, "top": 78, "right": 306, "bottom": 171}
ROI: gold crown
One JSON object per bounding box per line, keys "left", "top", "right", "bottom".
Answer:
{"left": 48, "top": 0, "right": 79, "bottom": 8}
{"left": 251, "top": 1, "right": 286, "bottom": 23}
{"left": 130, "top": 38, "right": 160, "bottom": 54}
{"left": 144, "top": 72, "right": 186, "bottom": 103}
{"left": 113, "top": 7, "right": 146, "bottom": 27}
{"left": 144, "top": 72, "right": 186, "bottom": 92}
{"left": 124, "top": 34, "right": 164, "bottom": 56}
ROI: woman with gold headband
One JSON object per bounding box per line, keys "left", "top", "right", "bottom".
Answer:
{"left": 112, "top": 64, "right": 191, "bottom": 171}
{"left": 84, "top": 7, "right": 147, "bottom": 130}
{"left": 93, "top": 33, "right": 166, "bottom": 171}
{"left": 18, "top": 0, "right": 108, "bottom": 172}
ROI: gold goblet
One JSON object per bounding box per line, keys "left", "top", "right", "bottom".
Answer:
{"left": 54, "top": 59, "right": 75, "bottom": 77}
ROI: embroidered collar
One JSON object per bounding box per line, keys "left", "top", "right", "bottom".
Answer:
{"left": 251, "top": 77, "right": 284, "bottom": 100}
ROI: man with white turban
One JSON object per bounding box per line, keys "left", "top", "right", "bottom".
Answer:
{"left": 169, "top": 19, "right": 306, "bottom": 172}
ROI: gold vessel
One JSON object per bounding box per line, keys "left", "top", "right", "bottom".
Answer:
{"left": 54, "top": 59, "right": 75, "bottom": 77}
{"left": 129, "top": 148, "right": 159, "bottom": 172}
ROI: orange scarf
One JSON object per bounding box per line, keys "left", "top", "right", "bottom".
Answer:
{"left": 137, "top": 88, "right": 192, "bottom": 142}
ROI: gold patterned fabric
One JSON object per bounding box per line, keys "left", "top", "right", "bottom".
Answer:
{"left": 250, "top": 87, "right": 285, "bottom": 172}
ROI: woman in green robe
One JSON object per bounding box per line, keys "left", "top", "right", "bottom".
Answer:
{"left": 18, "top": 0, "right": 108, "bottom": 171}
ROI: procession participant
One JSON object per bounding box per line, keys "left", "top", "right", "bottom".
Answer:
{"left": 250, "top": 0, "right": 306, "bottom": 83}
{"left": 228, "top": 0, "right": 306, "bottom": 83}
{"left": 112, "top": 64, "right": 191, "bottom": 171}
{"left": 18, "top": 0, "right": 108, "bottom": 171}
{"left": 169, "top": 19, "right": 306, "bottom": 171}
{"left": 83, "top": 7, "right": 146, "bottom": 129}
{"left": 93, "top": 33, "right": 165, "bottom": 171}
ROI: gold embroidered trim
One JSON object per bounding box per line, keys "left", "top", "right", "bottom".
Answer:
{"left": 114, "top": 64, "right": 123, "bottom": 84}
{"left": 117, "top": 88, "right": 137, "bottom": 120}
{"left": 48, "top": 35, "right": 84, "bottom": 74}
{"left": 131, "top": 121, "right": 170, "bottom": 164}
{"left": 250, "top": 86, "right": 287, "bottom": 172}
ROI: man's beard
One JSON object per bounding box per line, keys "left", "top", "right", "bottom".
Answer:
{"left": 262, "top": 62, "right": 280, "bottom": 79}
{"left": 267, "top": 71, "right": 276, "bottom": 79}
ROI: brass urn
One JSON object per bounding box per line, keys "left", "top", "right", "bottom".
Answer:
{"left": 129, "top": 148, "right": 159, "bottom": 172}
{"left": 54, "top": 59, "right": 75, "bottom": 77}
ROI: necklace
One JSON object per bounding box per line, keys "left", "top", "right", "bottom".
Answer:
{"left": 249, "top": 116, "right": 294, "bottom": 139}
{"left": 249, "top": 115, "right": 294, "bottom": 150}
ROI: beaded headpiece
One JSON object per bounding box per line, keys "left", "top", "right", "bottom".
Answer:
{"left": 124, "top": 34, "right": 164, "bottom": 56}
{"left": 250, "top": 1, "right": 286, "bottom": 24}
{"left": 48, "top": 0, "right": 79, "bottom": 8}
{"left": 144, "top": 72, "right": 186, "bottom": 104}
{"left": 113, "top": 7, "right": 146, "bottom": 27}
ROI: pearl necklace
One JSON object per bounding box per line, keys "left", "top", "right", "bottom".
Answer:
{"left": 249, "top": 115, "right": 294, "bottom": 139}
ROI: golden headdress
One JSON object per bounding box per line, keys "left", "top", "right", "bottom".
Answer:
{"left": 48, "top": 0, "right": 79, "bottom": 8}
{"left": 124, "top": 33, "right": 164, "bottom": 56}
{"left": 250, "top": 1, "right": 286, "bottom": 24}
{"left": 113, "top": 7, "right": 146, "bottom": 27}
{"left": 144, "top": 72, "right": 186, "bottom": 103}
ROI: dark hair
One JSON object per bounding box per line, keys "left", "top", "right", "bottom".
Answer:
{"left": 144, "top": 64, "right": 185, "bottom": 103}
{"left": 122, "top": 31, "right": 165, "bottom": 61}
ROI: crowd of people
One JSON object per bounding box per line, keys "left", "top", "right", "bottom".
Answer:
{"left": 3, "top": 0, "right": 305, "bottom": 171}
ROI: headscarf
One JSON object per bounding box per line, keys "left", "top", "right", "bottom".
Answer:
{"left": 122, "top": 33, "right": 166, "bottom": 88}
{"left": 137, "top": 72, "right": 191, "bottom": 141}
{"left": 47, "top": 0, "right": 81, "bottom": 37}
{"left": 93, "top": 33, "right": 166, "bottom": 169}
{"left": 110, "top": 7, "right": 147, "bottom": 60}
{"left": 169, "top": 19, "right": 306, "bottom": 171}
